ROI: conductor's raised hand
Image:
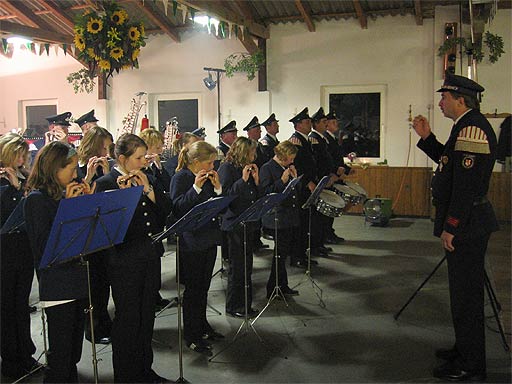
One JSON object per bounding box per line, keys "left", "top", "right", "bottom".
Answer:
{"left": 412, "top": 115, "right": 431, "bottom": 140}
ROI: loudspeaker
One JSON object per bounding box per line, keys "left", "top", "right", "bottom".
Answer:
{"left": 443, "top": 23, "right": 458, "bottom": 76}
{"left": 363, "top": 198, "right": 392, "bottom": 226}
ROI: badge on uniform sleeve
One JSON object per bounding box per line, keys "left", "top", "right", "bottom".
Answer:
{"left": 439, "top": 155, "right": 449, "bottom": 171}
{"left": 462, "top": 154, "right": 475, "bottom": 169}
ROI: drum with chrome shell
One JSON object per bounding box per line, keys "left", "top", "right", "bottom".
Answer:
{"left": 316, "top": 190, "right": 346, "bottom": 217}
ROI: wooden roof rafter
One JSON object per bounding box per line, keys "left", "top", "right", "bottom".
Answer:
{"left": 37, "top": 0, "right": 76, "bottom": 33}
{"left": 352, "top": 0, "right": 368, "bottom": 29}
{"left": 414, "top": 0, "right": 423, "bottom": 25}
{"left": 134, "top": 0, "right": 181, "bottom": 43}
{"left": 0, "top": 0, "right": 40, "bottom": 28}
{"left": 295, "top": 0, "right": 315, "bottom": 32}
{"left": 0, "top": 20, "right": 73, "bottom": 44}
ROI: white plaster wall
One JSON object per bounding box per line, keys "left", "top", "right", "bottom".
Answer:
{"left": 0, "top": 7, "right": 510, "bottom": 167}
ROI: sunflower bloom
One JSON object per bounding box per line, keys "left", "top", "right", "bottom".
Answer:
{"left": 74, "top": 34, "right": 85, "bottom": 51}
{"left": 87, "top": 18, "right": 103, "bottom": 34}
{"left": 86, "top": 48, "right": 96, "bottom": 59}
{"left": 131, "top": 48, "right": 140, "bottom": 61}
{"left": 111, "top": 9, "right": 128, "bottom": 25}
{"left": 110, "top": 47, "right": 124, "bottom": 61}
{"left": 128, "top": 27, "right": 141, "bottom": 41}
{"left": 98, "top": 59, "right": 111, "bottom": 71}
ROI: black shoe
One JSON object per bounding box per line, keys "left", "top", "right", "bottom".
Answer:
{"left": 324, "top": 237, "right": 338, "bottom": 244}
{"left": 202, "top": 330, "right": 225, "bottom": 341}
{"left": 433, "top": 362, "right": 486, "bottom": 382}
{"left": 281, "top": 286, "right": 299, "bottom": 296}
{"left": 155, "top": 297, "right": 177, "bottom": 312}
{"left": 85, "top": 334, "right": 111, "bottom": 345}
{"left": 187, "top": 340, "right": 213, "bottom": 356}
{"left": 226, "top": 309, "right": 245, "bottom": 318}
{"left": 435, "top": 346, "right": 459, "bottom": 361}
{"left": 319, "top": 245, "right": 333, "bottom": 252}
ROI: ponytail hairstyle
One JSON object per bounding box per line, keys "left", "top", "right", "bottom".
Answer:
{"left": 176, "top": 141, "right": 217, "bottom": 172}
{"left": 224, "top": 136, "right": 257, "bottom": 169}
{"left": 171, "top": 132, "right": 200, "bottom": 155}
{"left": 26, "top": 141, "right": 77, "bottom": 200}
{"left": 139, "top": 128, "right": 164, "bottom": 149}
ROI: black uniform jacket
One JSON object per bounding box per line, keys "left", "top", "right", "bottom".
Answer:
{"left": 254, "top": 142, "right": 268, "bottom": 169}
{"left": 259, "top": 159, "right": 300, "bottom": 229}
{"left": 145, "top": 163, "right": 171, "bottom": 194}
{"left": 25, "top": 189, "right": 88, "bottom": 301}
{"left": 417, "top": 109, "right": 499, "bottom": 238}
{"left": 325, "top": 132, "right": 351, "bottom": 175}
{"left": 259, "top": 134, "right": 279, "bottom": 165}
{"left": 164, "top": 154, "right": 179, "bottom": 180}
{"left": 218, "top": 161, "right": 262, "bottom": 231}
{"left": 170, "top": 168, "right": 221, "bottom": 251}
{"left": 77, "top": 163, "right": 105, "bottom": 183}
{"left": 309, "top": 130, "right": 335, "bottom": 178}
{"left": 94, "top": 169, "right": 172, "bottom": 260}
{"left": 288, "top": 131, "right": 317, "bottom": 191}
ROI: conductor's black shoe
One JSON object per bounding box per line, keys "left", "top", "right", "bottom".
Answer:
{"left": 202, "top": 330, "right": 225, "bottom": 341}
{"left": 187, "top": 341, "right": 213, "bottom": 356}
{"left": 433, "top": 362, "right": 486, "bottom": 382}
{"left": 281, "top": 286, "right": 299, "bottom": 296}
{"left": 435, "top": 347, "right": 460, "bottom": 361}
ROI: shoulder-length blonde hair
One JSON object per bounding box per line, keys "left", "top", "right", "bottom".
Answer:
{"left": 77, "top": 126, "right": 113, "bottom": 163}
{"left": 273, "top": 140, "right": 298, "bottom": 161}
{"left": 176, "top": 141, "right": 217, "bottom": 172}
{"left": 224, "top": 136, "right": 257, "bottom": 169}
{"left": 139, "top": 128, "right": 164, "bottom": 149}
{"left": 0, "top": 132, "right": 29, "bottom": 169}
{"left": 26, "top": 142, "right": 77, "bottom": 200}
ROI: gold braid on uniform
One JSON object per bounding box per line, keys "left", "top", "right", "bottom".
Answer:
{"left": 289, "top": 136, "right": 302, "bottom": 146}
{"left": 454, "top": 126, "right": 490, "bottom": 154}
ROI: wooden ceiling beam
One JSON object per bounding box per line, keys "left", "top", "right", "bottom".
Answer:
{"left": 0, "top": 0, "right": 40, "bottom": 28}
{"left": 0, "top": 20, "right": 73, "bottom": 44}
{"left": 414, "top": 0, "right": 423, "bottom": 25}
{"left": 134, "top": 0, "right": 181, "bottom": 42}
{"left": 232, "top": 1, "right": 255, "bottom": 21}
{"left": 177, "top": 0, "right": 269, "bottom": 39}
{"left": 38, "top": 0, "right": 75, "bottom": 32}
{"left": 295, "top": 0, "right": 315, "bottom": 32}
{"left": 352, "top": 0, "right": 367, "bottom": 29}
{"left": 239, "top": 29, "right": 258, "bottom": 55}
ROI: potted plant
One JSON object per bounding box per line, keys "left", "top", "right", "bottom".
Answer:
{"left": 224, "top": 51, "right": 265, "bottom": 81}
{"left": 438, "top": 31, "right": 505, "bottom": 64}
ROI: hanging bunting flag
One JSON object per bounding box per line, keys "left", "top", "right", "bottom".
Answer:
{"left": 54, "top": 44, "right": 59, "bottom": 56}
{"left": 219, "top": 22, "right": 225, "bottom": 39}
{"left": 234, "top": 25, "right": 239, "bottom": 39}
{"left": 162, "top": 0, "right": 169, "bottom": 16}
{"left": 207, "top": 16, "right": 211, "bottom": 34}
{"left": 2, "top": 38, "right": 8, "bottom": 54}
{"left": 228, "top": 22, "right": 233, "bottom": 39}
{"left": 34, "top": 42, "right": 40, "bottom": 55}
{"left": 180, "top": 4, "right": 187, "bottom": 24}
{"left": 240, "top": 26, "right": 245, "bottom": 41}
{"left": 70, "top": 44, "right": 76, "bottom": 56}
{"left": 62, "top": 44, "right": 68, "bottom": 55}
{"left": 172, "top": 0, "right": 178, "bottom": 16}
{"left": 25, "top": 42, "right": 31, "bottom": 50}
{"left": 44, "top": 43, "right": 50, "bottom": 56}
{"left": 190, "top": 8, "right": 195, "bottom": 23}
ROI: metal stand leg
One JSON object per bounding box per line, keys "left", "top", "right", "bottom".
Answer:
{"left": 84, "top": 259, "right": 99, "bottom": 384}
{"left": 293, "top": 207, "right": 325, "bottom": 308}
{"left": 175, "top": 236, "right": 188, "bottom": 383}
{"left": 209, "top": 223, "right": 270, "bottom": 361}
{"left": 394, "top": 255, "right": 447, "bottom": 320}
{"left": 484, "top": 270, "right": 510, "bottom": 352}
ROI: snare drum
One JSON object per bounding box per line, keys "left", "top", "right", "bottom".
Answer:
{"left": 333, "top": 184, "right": 361, "bottom": 205}
{"left": 345, "top": 181, "right": 368, "bottom": 201}
{"left": 316, "top": 190, "right": 345, "bottom": 217}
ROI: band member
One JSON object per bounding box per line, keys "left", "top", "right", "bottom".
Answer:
{"left": 243, "top": 116, "right": 266, "bottom": 169}
{"left": 75, "top": 126, "right": 114, "bottom": 345}
{"left": 94, "top": 134, "right": 171, "bottom": 383}
{"left": 218, "top": 137, "right": 261, "bottom": 318}
{"left": 77, "top": 126, "right": 113, "bottom": 184}
{"left": 259, "top": 141, "right": 300, "bottom": 298}
{"left": 25, "top": 142, "right": 94, "bottom": 382}
{"left": 28, "top": 112, "right": 72, "bottom": 166}
{"left": 413, "top": 73, "right": 498, "bottom": 382}
{"left": 259, "top": 113, "right": 280, "bottom": 165}
{"left": 75, "top": 110, "right": 99, "bottom": 136}
{"left": 288, "top": 108, "right": 319, "bottom": 267}
{"left": 0, "top": 133, "right": 40, "bottom": 380}
{"left": 215, "top": 120, "right": 238, "bottom": 168}
{"left": 139, "top": 128, "right": 174, "bottom": 311}
{"left": 191, "top": 127, "right": 207, "bottom": 140}
{"left": 164, "top": 132, "right": 200, "bottom": 180}
{"left": 170, "top": 141, "right": 224, "bottom": 355}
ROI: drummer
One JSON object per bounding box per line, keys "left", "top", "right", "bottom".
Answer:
{"left": 309, "top": 107, "right": 339, "bottom": 256}
{"left": 325, "top": 111, "right": 352, "bottom": 244}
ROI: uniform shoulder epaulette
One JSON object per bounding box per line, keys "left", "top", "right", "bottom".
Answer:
{"left": 454, "top": 126, "right": 490, "bottom": 154}
{"left": 309, "top": 137, "right": 319, "bottom": 145}
{"left": 259, "top": 138, "right": 269, "bottom": 146}
{"left": 216, "top": 147, "right": 225, "bottom": 159}
{"left": 289, "top": 136, "right": 302, "bottom": 146}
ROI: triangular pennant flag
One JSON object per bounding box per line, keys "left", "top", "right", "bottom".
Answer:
{"left": 219, "top": 22, "right": 224, "bottom": 38}
{"left": 34, "top": 42, "right": 40, "bottom": 55}
{"left": 172, "top": 0, "right": 178, "bottom": 16}
{"left": 70, "top": 44, "right": 76, "bottom": 56}
{"left": 234, "top": 25, "right": 239, "bottom": 39}
{"left": 207, "top": 16, "right": 211, "bottom": 34}
{"left": 162, "top": 0, "right": 168, "bottom": 16}
{"left": 25, "top": 42, "right": 31, "bottom": 50}
{"left": 44, "top": 43, "right": 50, "bottom": 56}
{"left": 190, "top": 8, "right": 195, "bottom": 23}
{"left": 240, "top": 26, "right": 245, "bottom": 41}
{"left": 181, "top": 5, "right": 187, "bottom": 23}
{"left": 62, "top": 44, "right": 67, "bottom": 55}
{"left": 228, "top": 22, "right": 233, "bottom": 39}
{"left": 2, "top": 38, "right": 8, "bottom": 54}
{"left": 54, "top": 44, "right": 59, "bottom": 56}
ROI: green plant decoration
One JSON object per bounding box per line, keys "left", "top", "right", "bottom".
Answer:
{"left": 66, "top": 68, "right": 95, "bottom": 94}
{"left": 224, "top": 51, "right": 265, "bottom": 81}
{"left": 73, "top": 1, "right": 146, "bottom": 80}
{"left": 437, "top": 32, "right": 504, "bottom": 64}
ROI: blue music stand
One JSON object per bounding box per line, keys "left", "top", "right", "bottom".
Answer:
{"left": 151, "top": 195, "right": 234, "bottom": 383}
{"left": 209, "top": 192, "right": 288, "bottom": 362}
{"left": 37, "top": 186, "right": 142, "bottom": 384}
{"left": 295, "top": 175, "right": 330, "bottom": 308}
{"left": 1, "top": 196, "right": 26, "bottom": 234}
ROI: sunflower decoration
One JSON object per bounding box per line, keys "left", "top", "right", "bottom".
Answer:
{"left": 73, "top": 1, "right": 146, "bottom": 81}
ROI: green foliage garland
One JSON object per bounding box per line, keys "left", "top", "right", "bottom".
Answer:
{"left": 437, "top": 32, "right": 504, "bottom": 64}
{"left": 224, "top": 51, "right": 265, "bottom": 81}
{"left": 66, "top": 68, "right": 95, "bottom": 94}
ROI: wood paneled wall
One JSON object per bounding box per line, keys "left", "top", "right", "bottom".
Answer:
{"left": 341, "top": 166, "right": 510, "bottom": 221}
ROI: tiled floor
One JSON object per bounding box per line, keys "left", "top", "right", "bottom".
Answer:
{"left": 8, "top": 215, "right": 511, "bottom": 383}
